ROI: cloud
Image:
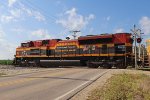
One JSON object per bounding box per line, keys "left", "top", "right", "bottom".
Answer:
{"left": 0, "top": 27, "right": 16, "bottom": 59}
{"left": 22, "top": 6, "right": 45, "bottom": 21}
{"left": 33, "top": 11, "right": 45, "bottom": 21}
{"left": 1, "top": 15, "right": 14, "bottom": 22}
{"left": 56, "top": 8, "right": 95, "bottom": 30}
{"left": 0, "top": 2, "right": 45, "bottom": 23}
{"left": 1, "top": 9, "right": 22, "bottom": 22}
{"left": 0, "top": 27, "right": 6, "bottom": 38}
{"left": 8, "top": 0, "right": 17, "bottom": 7}
{"left": 0, "top": 1, "right": 46, "bottom": 59}
{"left": 30, "top": 29, "right": 51, "bottom": 40}
{"left": 114, "top": 28, "right": 124, "bottom": 33}
{"left": 56, "top": 1, "right": 61, "bottom": 5}
{"left": 0, "top": 10, "right": 22, "bottom": 23}
{"left": 11, "top": 28, "right": 25, "bottom": 34}
{"left": 0, "top": 39, "right": 17, "bottom": 59}
{"left": 139, "top": 16, "right": 150, "bottom": 35}
{"left": 10, "top": 9, "right": 22, "bottom": 18}
{"left": 106, "top": 16, "right": 110, "bottom": 21}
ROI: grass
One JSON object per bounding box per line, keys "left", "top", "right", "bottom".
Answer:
{"left": 138, "top": 67, "right": 150, "bottom": 71}
{"left": 0, "top": 60, "right": 13, "bottom": 65}
{"left": 0, "top": 73, "right": 5, "bottom": 76}
{"left": 88, "top": 73, "right": 150, "bottom": 100}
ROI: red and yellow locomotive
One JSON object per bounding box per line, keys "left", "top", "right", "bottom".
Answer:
{"left": 14, "top": 33, "right": 133, "bottom": 68}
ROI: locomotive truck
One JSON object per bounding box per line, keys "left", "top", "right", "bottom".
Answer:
{"left": 14, "top": 33, "right": 134, "bottom": 68}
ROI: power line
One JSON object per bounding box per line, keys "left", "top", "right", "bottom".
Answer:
{"left": 1, "top": 1, "right": 81, "bottom": 39}
{"left": 20, "top": 0, "right": 74, "bottom": 30}
{"left": 24, "top": 0, "right": 57, "bottom": 21}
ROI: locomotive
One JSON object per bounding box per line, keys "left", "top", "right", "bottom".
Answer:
{"left": 14, "top": 33, "right": 134, "bottom": 68}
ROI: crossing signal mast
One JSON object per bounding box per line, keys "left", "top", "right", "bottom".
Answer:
{"left": 131, "top": 25, "right": 143, "bottom": 69}
{"left": 70, "top": 30, "right": 80, "bottom": 39}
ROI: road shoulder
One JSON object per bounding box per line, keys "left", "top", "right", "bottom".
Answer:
{"left": 71, "top": 69, "right": 150, "bottom": 100}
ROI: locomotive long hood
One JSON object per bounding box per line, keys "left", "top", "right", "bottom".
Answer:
{"left": 78, "top": 34, "right": 112, "bottom": 41}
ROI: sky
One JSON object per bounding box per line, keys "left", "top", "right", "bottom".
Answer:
{"left": 0, "top": 0, "right": 150, "bottom": 59}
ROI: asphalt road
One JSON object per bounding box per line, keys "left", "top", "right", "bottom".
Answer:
{"left": 0, "top": 67, "right": 109, "bottom": 100}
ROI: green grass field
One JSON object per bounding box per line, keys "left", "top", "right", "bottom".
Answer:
{"left": 88, "top": 73, "right": 150, "bottom": 100}
{"left": 0, "top": 60, "right": 13, "bottom": 65}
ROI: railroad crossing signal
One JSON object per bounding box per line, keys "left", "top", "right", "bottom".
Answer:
{"left": 137, "top": 38, "right": 142, "bottom": 43}
{"left": 131, "top": 25, "right": 141, "bottom": 69}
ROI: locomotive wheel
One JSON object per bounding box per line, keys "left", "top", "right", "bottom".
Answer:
{"left": 101, "top": 63, "right": 112, "bottom": 69}
{"left": 80, "top": 60, "right": 87, "bottom": 66}
{"left": 120, "top": 66, "right": 127, "bottom": 69}
{"left": 92, "top": 64, "right": 99, "bottom": 68}
{"left": 117, "top": 63, "right": 127, "bottom": 69}
{"left": 88, "top": 63, "right": 93, "bottom": 68}
{"left": 87, "top": 62, "right": 94, "bottom": 68}
{"left": 87, "top": 62, "right": 98, "bottom": 68}
{"left": 107, "top": 65, "right": 112, "bottom": 69}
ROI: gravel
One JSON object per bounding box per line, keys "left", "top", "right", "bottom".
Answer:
{"left": 0, "top": 65, "right": 15, "bottom": 69}
{"left": 0, "top": 65, "right": 51, "bottom": 76}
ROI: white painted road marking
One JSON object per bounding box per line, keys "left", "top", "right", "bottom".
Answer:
{"left": 55, "top": 69, "right": 110, "bottom": 100}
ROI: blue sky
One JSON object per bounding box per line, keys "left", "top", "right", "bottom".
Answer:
{"left": 0, "top": 0, "right": 150, "bottom": 59}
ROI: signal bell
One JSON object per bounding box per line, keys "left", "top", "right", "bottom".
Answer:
{"left": 137, "top": 38, "right": 142, "bottom": 43}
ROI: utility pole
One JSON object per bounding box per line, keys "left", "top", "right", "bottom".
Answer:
{"left": 70, "top": 31, "right": 80, "bottom": 39}
{"left": 131, "top": 25, "right": 141, "bottom": 69}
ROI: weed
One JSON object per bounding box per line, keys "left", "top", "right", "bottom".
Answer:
{"left": 88, "top": 73, "right": 150, "bottom": 100}
{"left": 0, "top": 73, "right": 5, "bottom": 76}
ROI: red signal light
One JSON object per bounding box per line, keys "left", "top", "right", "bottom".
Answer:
{"left": 137, "top": 38, "right": 142, "bottom": 43}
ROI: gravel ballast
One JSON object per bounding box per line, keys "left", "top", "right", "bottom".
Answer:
{"left": 0, "top": 65, "right": 53, "bottom": 76}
